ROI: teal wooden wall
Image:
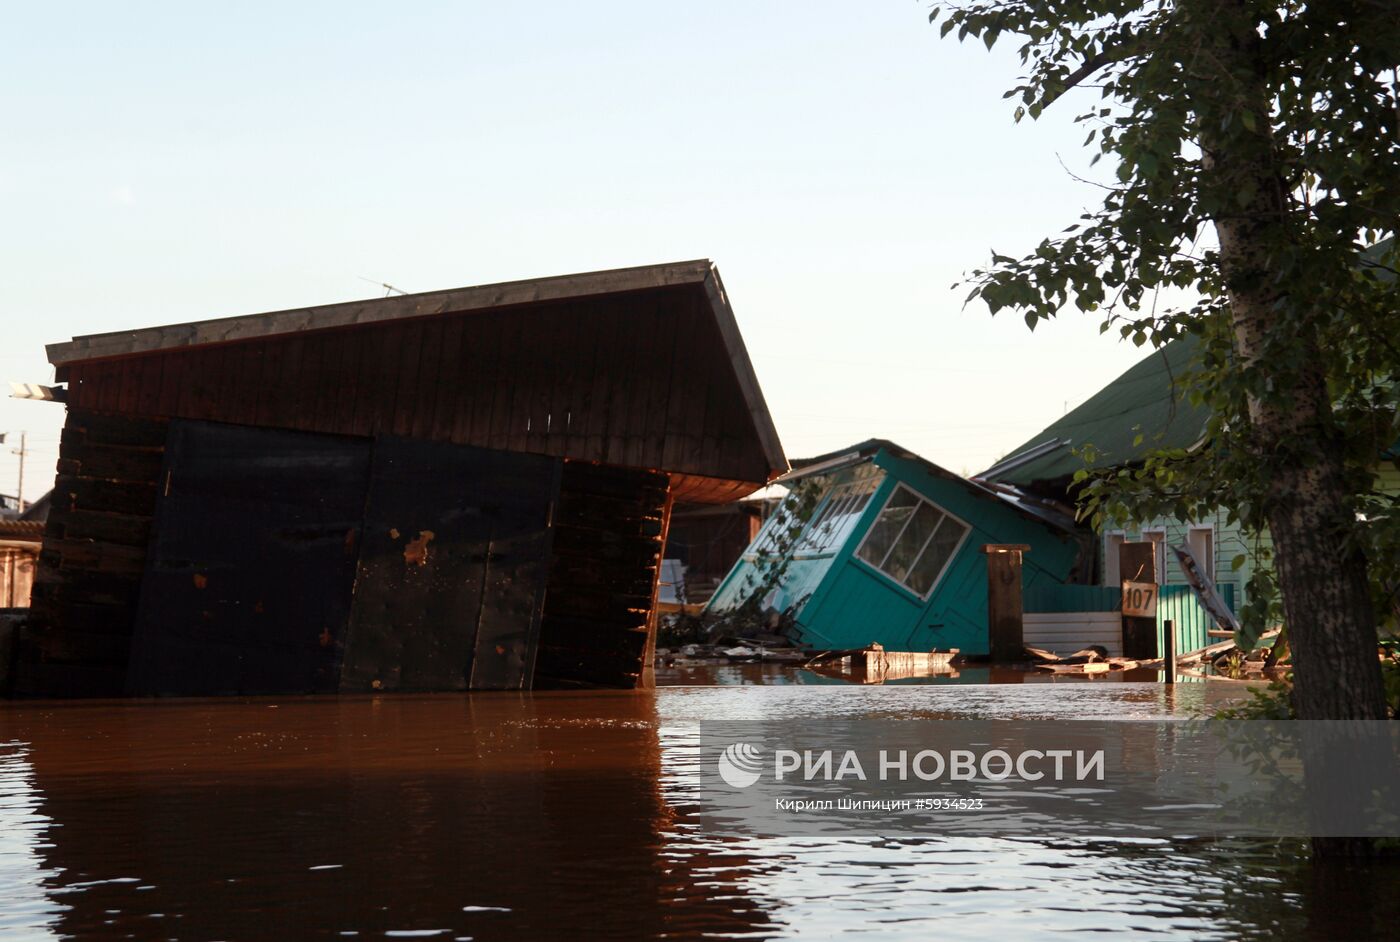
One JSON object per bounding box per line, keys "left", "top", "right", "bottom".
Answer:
{"left": 1024, "top": 583, "right": 1121, "bottom": 613}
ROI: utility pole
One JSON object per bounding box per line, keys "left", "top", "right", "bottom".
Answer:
{"left": 12, "top": 432, "right": 27, "bottom": 514}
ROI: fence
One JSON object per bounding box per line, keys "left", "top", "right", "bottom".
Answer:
{"left": 1155, "top": 584, "right": 1235, "bottom": 656}
{"left": 1023, "top": 582, "right": 1237, "bottom": 657}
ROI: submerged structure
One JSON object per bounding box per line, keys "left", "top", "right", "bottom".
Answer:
{"left": 10, "top": 261, "right": 786, "bottom": 697}
{"left": 704, "top": 440, "right": 1083, "bottom": 653}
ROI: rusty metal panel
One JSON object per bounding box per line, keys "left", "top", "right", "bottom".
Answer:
{"left": 125, "top": 420, "right": 371, "bottom": 696}
{"left": 341, "top": 437, "right": 560, "bottom": 692}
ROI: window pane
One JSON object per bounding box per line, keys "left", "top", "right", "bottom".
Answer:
{"left": 801, "top": 479, "right": 879, "bottom": 552}
{"left": 797, "top": 489, "right": 839, "bottom": 550}
{"left": 801, "top": 483, "right": 856, "bottom": 551}
{"left": 750, "top": 502, "right": 794, "bottom": 556}
{"left": 882, "top": 503, "right": 943, "bottom": 584}
{"left": 856, "top": 488, "right": 918, "bottom": 567}
{"left": 907, "top": 518, "right": 968, "bottom": 595}
{"left": 1103, "top": 534, "right": 1124, "bottom": 586}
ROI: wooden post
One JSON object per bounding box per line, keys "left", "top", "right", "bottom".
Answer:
{"left": 982, "top": 544, "right": 1030, "bottom": 662}
{"left": 1163, "top": 618, "right": 1175, "bottom": 685}
{"left": 638, "top": 490, "right": 675, "bottom": 690}
{"left": 1119, "top": 541, "right": 1158, "bottom": 659}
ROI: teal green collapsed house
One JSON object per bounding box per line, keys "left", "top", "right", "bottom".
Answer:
{"left": 704, "top": 440, "right": 1085, "bottom": 653}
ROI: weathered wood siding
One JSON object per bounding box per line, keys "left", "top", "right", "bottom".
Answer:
{"left": 663, "top": 503, "right": 763, "bottom": 601}
{"left": 15, "top": 411, "right": 167, "bottom": 696}
{"left": 535, "top": 462, "right": 670, "bottom": 689}
{"left": 13, "top": 410, "right": 671, "bottom": 697}
{"left": 60, "top": 287, "right": 766, "bottom": 502}
{"left": 1023, "top": 612, "right": 1124, "bottom": 657}
{"left": 125, "top": 421, "right": 375, "bottom": 697}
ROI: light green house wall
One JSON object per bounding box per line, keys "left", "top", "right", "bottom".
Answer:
{"left": 1101, "top": 508, "right": 1264, "bottom": 605}
{"left": 1107, "top": 460, "right": 1400, "bottom": 617}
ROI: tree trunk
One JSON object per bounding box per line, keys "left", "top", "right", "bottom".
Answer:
{"left": 1193, "top": 0, "right": 1387, "bottom": 724}
{"left": 1192, "top": 0, "right": 1388, "bottom": 856}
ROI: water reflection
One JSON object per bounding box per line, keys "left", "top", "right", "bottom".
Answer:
{"left": 0, "top": 680, "right": 1396, "bottom": 940}
{"left": 0, "top": 742, "right": 63, "bottom": 939}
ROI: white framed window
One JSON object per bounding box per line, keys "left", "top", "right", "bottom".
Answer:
{"left": 795, "top": 471, "right": 882, "bottom": 555}
{"left": 853, "top": 484, "right": 970, "bottom": 599}
{"left": 1187, "top": 525, "right": 1215, "bottom": 582}
{"left": 1141, "top": 527, "right": 1167, "bottom": 583}
{"left": 746, "top": 465, "right": 884, "bottom": 559}
{"left": 1103, "top": 531, "right": 1126, "bottom": 586}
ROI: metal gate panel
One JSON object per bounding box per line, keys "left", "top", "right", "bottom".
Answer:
{"left": 340, "top": 437, "right": 560, "bottom": 692}
{"left": 126, "top": 421, "right": 372, "bottom": 695}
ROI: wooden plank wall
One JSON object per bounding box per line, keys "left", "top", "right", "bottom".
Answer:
{"left": 663, "top": 504, "right": 763, "bottom": 600}
{"left": 60, "top": 287, "right": 770, "bottom": 496}
{"left": 13, "top": 410, "right": 167, "bottom": 696}
{"left": 1023, "top": 612, "right": 1124, "bottom": 657}
{"left": 533, "top": 461, "right": 670, "bottom": 688}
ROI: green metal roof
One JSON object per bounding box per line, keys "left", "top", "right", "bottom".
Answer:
{"left": 983, "top": 240, "right": 1392, "bottom": 492}
{"left": 983, "top": 334, "right": 1211, "bottom": 490}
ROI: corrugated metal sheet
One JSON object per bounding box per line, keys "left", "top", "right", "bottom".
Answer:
{"left": 1156, "top": 584, "right": 1236, "bottom": 655}
{"left": 983, "top": 335, "right": 1210, "bottom": 490}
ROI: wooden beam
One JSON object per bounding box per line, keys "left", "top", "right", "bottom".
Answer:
{"left": 982, "top": 544, "right": 1029, "bottom": 662}
{"left": 702, "top": 267, "right": 788, "bottom": 480}
{"left": 47, "top": 259, "right": 717, "bottom": 366}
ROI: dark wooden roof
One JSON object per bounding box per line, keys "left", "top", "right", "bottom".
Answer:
{"left": 47, "top": 261, "right": 787, "bottom": 502}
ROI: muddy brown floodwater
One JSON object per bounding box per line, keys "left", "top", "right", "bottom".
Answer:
{"left": 2, "top": 668, "right": 1399, "bottom": 941}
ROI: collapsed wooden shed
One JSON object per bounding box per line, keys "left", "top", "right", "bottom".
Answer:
{"left": 10, "top": 260, "right": 786, "bottom": 697}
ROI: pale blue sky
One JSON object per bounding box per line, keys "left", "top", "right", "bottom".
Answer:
{"left": 0, "top": 1, "right": 1152, "bottom": 499}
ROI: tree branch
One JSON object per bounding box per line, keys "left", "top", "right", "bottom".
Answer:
{"left": 1042, "top": 41, "right": 1138, "bottom": 108}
